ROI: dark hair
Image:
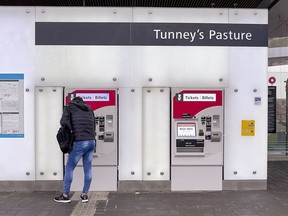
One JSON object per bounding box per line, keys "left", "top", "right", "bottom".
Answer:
{"left": 72, "top": 96, "right": 84, "bottom": 102}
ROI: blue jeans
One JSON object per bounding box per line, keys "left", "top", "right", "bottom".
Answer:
{"left": 63, "top": 140, "right": 96, "bottom": 195}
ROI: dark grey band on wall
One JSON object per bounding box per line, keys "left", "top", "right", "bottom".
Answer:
{"left": 35, "top": 22, "right": 268, "bottom": 47}
{"left": 35, "top": 22, "right": 131, "bottom": 45}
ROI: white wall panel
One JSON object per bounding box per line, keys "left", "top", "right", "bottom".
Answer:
{"left": 225, "top": 47, "right": 268, "bottom": 180}
{"left": 142, "top": 88, "right": 170, "bottom": 180}
{"left": 119, "top": 88, "right": 143, "bottom": 180}
{"left": 36, "top": 7, "right": 132, "bottom": 22}
{"left": 224, "top": 8, "right": 268, "bottom": 180}
{"left": 35, "top": 87, "right": 64, "bottom": 180}
{"left": 35, "top": 47, "right": 133, "bottom": 87}
{"left": 228, "top": 9, "right": 268, "bottom": 24}
{"left": 0, "top": 7, "right": 35, "bottom": 73}
{"left": 35, "top": 7, "right": 133, "bottom": 87}
{"left": 0, "top": 7, "right": 35, "bottom": 180}
{"left": 133, "top": 46, "right": 228, "bottom": 88}
{"left": 71, "top": 167, "right": 117, "bottom": 191}
{"left": 0, "top": 6, "right": 269, "bottom": 187}
{"left": 132, "top": 8, "right": 229, "bottom": 88}
{"left": 133, "top": 8, "right": 228, "bottom": 23}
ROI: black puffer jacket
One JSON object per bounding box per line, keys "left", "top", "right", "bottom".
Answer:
{"left": 60, "top": 100, "right": 96, "bottom": 141}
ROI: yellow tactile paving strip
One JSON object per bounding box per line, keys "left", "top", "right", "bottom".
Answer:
{"left": 70, "top": 192, "right": 108, "bottom": 216}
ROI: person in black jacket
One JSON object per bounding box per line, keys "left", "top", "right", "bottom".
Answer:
{"left": 54, "top": 96, "right": 96, "bottom": 203}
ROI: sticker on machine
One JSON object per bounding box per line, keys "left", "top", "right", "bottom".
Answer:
{"left": 179, "top": 93, "right": 216, "bottom": 102}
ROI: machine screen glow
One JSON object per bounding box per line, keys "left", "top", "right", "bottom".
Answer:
{"left": 177, "top": 123, "right": 196, "bottom": 137}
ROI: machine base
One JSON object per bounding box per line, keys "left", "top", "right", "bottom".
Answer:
{"left": 70, "top": 166, "right": 117, "bottom": 191}
{"left": 118, "top": 180, "right": 171, "bottom": 192}
{"left": 171, "top": 166, "right": 222, "bottom": 191}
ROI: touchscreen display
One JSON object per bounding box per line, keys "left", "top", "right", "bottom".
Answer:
{"left": 177, "top": 122, "right": 196, "bottom": 137}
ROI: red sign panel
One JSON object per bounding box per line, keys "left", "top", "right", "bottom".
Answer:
{"left": 173, "top": 90, "right": 223, "bottom": 119}
{"left": 65, "top": 89, "right": 116, "bottom": 111}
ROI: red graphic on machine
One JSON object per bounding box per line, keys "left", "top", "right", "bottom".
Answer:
{"left": 173, "top": 90, "right": 222, "bottom": 119}
{"left": 65, "top": 89, "right": 116, "bottom": 111}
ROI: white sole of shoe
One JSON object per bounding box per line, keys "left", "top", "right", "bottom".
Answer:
{"left": 54, "top": 199, "right": 71, "bottom": 203}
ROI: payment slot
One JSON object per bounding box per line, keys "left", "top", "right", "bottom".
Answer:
{"left": 171, "top": 88, "right": 224, "bottom": 191}
{"left": 64, "top": 88, "right": 118, "bottom": 191}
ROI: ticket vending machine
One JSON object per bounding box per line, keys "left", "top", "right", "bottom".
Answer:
{"left": 171, "top": 89, "right": 223, "bottom": 191}
{"left": 64, "top": 88, "right": 118, "bottom": 191}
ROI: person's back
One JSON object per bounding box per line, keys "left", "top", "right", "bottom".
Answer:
{"left": 55, "top": 96, "right": 96, "bottom": 203}
{"left": 68, "top": 100, "right": 95, "bottom": 141}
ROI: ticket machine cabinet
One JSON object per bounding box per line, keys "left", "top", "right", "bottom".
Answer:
{"left": 171, "top": 89, "right": 223, "bottom": 191}
{"left": 64, "top": 88, "right": 118, "bottom": 191}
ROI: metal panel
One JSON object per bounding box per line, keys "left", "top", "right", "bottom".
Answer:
{"left": 70, "top": 166, "right": 117, "bottom": 191}
{"left": 35, "top": 46, "right": 133, "bottom": 87}
{"left": 225, "top": 47, "right": 268, "bottom": 180}
{"left": 0, "top": 7, "right": 35, "bottom": 72}
{"left": 35, "top": 7, "right": 133, "bottom": 87}
{"left": 228, "top": 9, "right": 268, "bottom": 24}
{"left": 36, "top": 7, "right": 132, "bottom": 22}
{"left": 133, "top": 46, "right": 229, "bottom": 88}
{"left": 132, "top": 7, "right": 229, "bottom": 88}
{"left": 0, "top": 7, "right": 35, "bottom": 180}
{"left": 142, "top": 88, "right": 170, "bottom": 180}
{"left": 119, "top": 88, "right": 143, "bottom": 180}
{"left": 225, "top": 10, "right": 268, "bottom": 180}
{"left": 133, "top": 8, "right": 229, "bottom": 23}
{"left": 35, "top": 87, "right": 64, "bottom": 180}
{"left": 171, "top": 166, "right": 222, "bottom": 191}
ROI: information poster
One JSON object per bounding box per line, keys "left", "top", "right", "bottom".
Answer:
{"left": 0, "top": 74, "right": 24, "bottom": 138}
{"left": 268, "top": 86, "right": 276, "bottom": 133}
{"left": 0, "top": 82, "right": 19, "bottom": 112}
